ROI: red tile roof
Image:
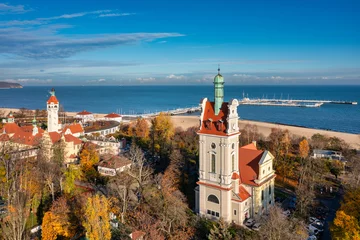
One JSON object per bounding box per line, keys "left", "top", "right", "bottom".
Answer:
{"left": 77, "top": 110, "right": 92, "bottom": 115}
{"left": 0, "top": 134, "right": 10, "bottom": 142}
{"left": 238, "top": 143, "right": 264, "bottom": 186}
{"left": 49, "top": 132, "right": 61, "bottom": 144}
{"left": 63, "top": 123, "right": 83, "bottom": 134}
{"left": 238, "top": 185, "right": 251, "bottom": 200}
{"left": 98, "top": 154, "right": 132, "bottom": 169}
{"left": 20, "top": 125, "right": 44, "bottom": 134}
{"left": 198, "top": 100, "right": 231, "bottom": 136}
{"left": 1, "top": 123, "right": 21, "bottom": 134}
{"left": 104, "top": 113, "right": 121, "bottom": 118}
{"left": 64, "top": 134, "right": 82, "bottom": 145}
{"left": 11, "top": 131, "right": 42, "bottom": 146}
{"left": 47, "top": 95, "right": 59, "bottom": 104}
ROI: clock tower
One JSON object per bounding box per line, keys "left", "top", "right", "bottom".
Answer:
{"left": 47, "top": 88, "right": 59, "bottom": 132}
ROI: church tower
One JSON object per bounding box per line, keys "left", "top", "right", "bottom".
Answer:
{"left": 196, "top": 68, "right": 240, "bottom": 222}
{"left": 47, "top": 88, "right": 59, "bottom": 132}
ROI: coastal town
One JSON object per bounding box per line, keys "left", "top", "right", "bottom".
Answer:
{"left": 0, "top": 70, "right": 359, "bottom": 240}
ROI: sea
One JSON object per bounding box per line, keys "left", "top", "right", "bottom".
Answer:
{"left": 0, "top": 85, "right": 359, "bottom": 134}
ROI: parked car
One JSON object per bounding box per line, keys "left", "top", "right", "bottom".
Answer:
{"left": 245, "top": 218, "right": 256, "bottom": 227}
{"left": 307, "top": 235, "right": 317, "bottom": 240}
{"left": 252, "top": 223, "right": 261, "bottom": 231}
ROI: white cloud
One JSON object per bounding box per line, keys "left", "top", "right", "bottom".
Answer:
{"left": 166, "top": 74, "right": 185, "bottom": 79}
{"left": 0, "top": 3, "right": 30, "bottom": 14}
{"left": 0, "top": 10, "right": 130, "bottom": 26}
{"left": 270, "top": 76, "right": 284, "bottom": 80}
{"left": 4, "top": 78, "right": 52, "bottom": 83}
{"left": 136, "top": 77, "right": 155, "bottom": 82}
{"left": 98, "top": 78, "right": 106, "bottom": 82}
{"left": 98, "top": 13, "right": 133, "bottom": 17}
{"left": 158, "top": 40, "right": 167, "bottom": 44}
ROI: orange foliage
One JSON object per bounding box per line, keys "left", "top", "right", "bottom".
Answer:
{"left": 299, "top": 139, "right": 310, "bottom": 159}
{"left": 80, "top": 144, "right": 99, "bottom": 172}
{"left": 331, "top": 210, "right": 360, "bottom": 240}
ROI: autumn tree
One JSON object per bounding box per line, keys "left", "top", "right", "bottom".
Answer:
{"left": 150, "top": 112, "right": 174, "bottom": 158}
{"left": 298, "top": 139, "right": 310, "bottom": 159}
{"left": 240, "top": 124, "right": 262, "bottom": 146}
{"left": 331, "top": 210, "right": 360, "bottom": 240}
{"left": 83, "top": 194, "right": 111, "bottom": 240}
{"left": 42, "top": 197, "right": 73, "bottom": 240}
{"left": 63, "top": 165, "right": 83, "bottom": 195}
{"left": 79, "top": 143, "right": 100, "bottom": 181}
{"left": 133, "top": 117, "right": 149, "bottom": 139}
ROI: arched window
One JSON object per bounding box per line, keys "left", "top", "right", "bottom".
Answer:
{"left": 208, "top": 195, "right": 219, "bottom": 204}
{"left": 211, "top": 154, "right": 216, "bottom": 173}
{"left": 232, "top": 154, "right": 235, "bottom": 171}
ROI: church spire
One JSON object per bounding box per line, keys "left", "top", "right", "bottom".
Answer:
{"left": 213, "top": 66, "right": 224, "bottom": 115}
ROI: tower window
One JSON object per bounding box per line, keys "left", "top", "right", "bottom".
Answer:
{"left": 211, "top": 143, "right": 216, "bottom": 149}
{"left": 269, "top": 187, "right": 271, "bottom": 195}
{"left": 234, "top": 210, "right": 237, "bottom": 215}
{"left": 232, "top": 154, "right": 235, "bottom": 171}
{"left": 211, "top": 154, "right": 216, "bottom": 173}
{"left": 232, "top": 143, "right": 235, "bottom": 149}
{"left": 208, "top": 195, "right": 219, "bottom": 204}
{"left": 261, "top": 190, "right": 264, "bottom": 200}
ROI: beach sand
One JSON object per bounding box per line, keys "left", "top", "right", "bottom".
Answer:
{"left": 1, "top": 107, "right": 359, "bottom": 149}
{"left": 170, "top": 115, "right": 360, "bottom": 149}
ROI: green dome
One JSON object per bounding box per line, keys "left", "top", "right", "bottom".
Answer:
{"left": 214, "top": 73, "right": 224, "bottom": 83}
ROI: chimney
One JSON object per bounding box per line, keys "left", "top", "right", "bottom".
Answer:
{"left": 252, "top": 141, "right": 257, "bottom": 147}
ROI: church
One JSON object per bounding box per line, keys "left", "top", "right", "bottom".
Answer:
{"left": 0, "top": 88, "right": 83, "bottom": 163}
{"left": 195, "top": 69, "right": 275, "bottom": 225}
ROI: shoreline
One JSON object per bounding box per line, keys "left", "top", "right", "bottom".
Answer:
{"left": 1, "top": 107, "right": 359, "bottom": 149}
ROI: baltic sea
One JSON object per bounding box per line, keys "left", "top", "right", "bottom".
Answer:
{"left": 0, "top": 85, "right": 359, "bottom": 134}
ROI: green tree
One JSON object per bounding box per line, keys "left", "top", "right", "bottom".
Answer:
{"left": 208, "top": 218, "right": 232, "bottom": 240}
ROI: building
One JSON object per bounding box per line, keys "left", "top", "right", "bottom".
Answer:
{"left": 311, "top": 149, "right": 344, "bottom": 161}
{"left": 84, "top": 121, "right": 120, "bottom": 136}
{"left": 104, "top": 113, "right": 122, "bottom": 123}
{"left": 86, "top": 135, "right": 126, "bottom": 155}
{"left": 75, "top": 110, "right": 95, "bottom": 123}
{"left": 62, "top": 123, "right": 84, "bottom": 137}
{"left": 0, "top": 89, "right": 83, "bottom": 163}
{"left": 195, "top": 68, "right": 275, "bottom": 225}
{"left": 97, "top": 154, "right": 132, "bottom": 176}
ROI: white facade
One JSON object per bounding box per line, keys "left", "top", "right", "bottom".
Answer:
{"left": 47, "top": 93, "right": 59, "bottom": 132}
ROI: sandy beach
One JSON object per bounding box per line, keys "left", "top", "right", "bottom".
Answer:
{"left": 170, "top": 115, "right": 360, "bottom": 149}
{"left": 1, "top": 107, "right": 359, "bottom": 149}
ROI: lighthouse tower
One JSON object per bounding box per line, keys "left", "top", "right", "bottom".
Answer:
{"left": 47, "top": 88, "right": 59, "bottom": 132}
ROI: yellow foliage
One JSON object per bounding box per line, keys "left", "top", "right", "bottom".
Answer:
{"left": 42, "top": 212, "right": 57, "bottom": 240}
{"left": 83, "top": 195, "right": 111, "bottom": 240}
{"left": 80, "top": 145, "right": 99, "bottom": 172}
{"left": 299, "top": 139, "right": 310, "bottom": 159}
{"left": 331, "top": 210, "right": 360, "bottom": 240}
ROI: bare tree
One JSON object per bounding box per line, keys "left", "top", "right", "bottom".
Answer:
{"left": 127, "top": 143, "right": 152, "bottom": 199}
{"left": 259, "top": 205, "right": 308, "bottom": 240}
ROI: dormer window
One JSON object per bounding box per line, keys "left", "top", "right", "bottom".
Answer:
{"left": 216, "top": 120, "right": 223, "bottom": 131}
{"left": 205, "top": 119, "right": 212, "bottom": 130}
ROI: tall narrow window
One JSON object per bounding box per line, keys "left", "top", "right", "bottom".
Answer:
{"left": 261, "top": 190, "right": 264, "bottom": 200}
{"left": 269, "top": 186, "right": 271, "bottom": 195}
{"left": 211, "top": 154, "right": 216, "bottom": 173}
{"left": 232, "top": 154, "right": 235, "bottom": 171}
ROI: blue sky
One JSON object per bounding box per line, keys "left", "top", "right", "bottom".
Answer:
{"left": 0, "top": 0, "right": 359, "bottom": 85}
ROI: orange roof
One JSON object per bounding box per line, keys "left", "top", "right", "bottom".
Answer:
{"left": 198, "top": 100, "right": 230, "bottom": 136}
{"left": 47, "top": 95, "right": 59, "bottom": 104}
{"left": 49, "top": 132, "right": 61, "bottom": 144}
{"left": 64, "top": 134, "right": 82, "bottom": 145}
{"left": 131, "top": 231, "right": 145, "bottom": 240}
{"left": 0, "top": 134, "right": 10, "bottom": 142}
{"left": 104, "top": 113, "right": 121, "bottom": 118}
{"left": 11, "top": 131, "right": 42, "bottom": 146}
{"left": 1, "top": 123, "right": 21, "bottom": 134}
{"left": 77, "top": 110, "right": 92, "bottom": 115}
{"left": 238, "top": 143, "right": 263, "bottom": 186}
{"left": 63, "top": 123, "right": 83, "bottom": 134}
{"left": 238, "top": 186, "right": 251, "bottom": 200}
{"left": 21, "top": 125, "right": 44, "bottom": 134}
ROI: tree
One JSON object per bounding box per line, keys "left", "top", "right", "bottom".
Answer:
{"left": 42, "top": 197, "right": 73, "bottom": 240}
{"left": 63, "top": 165, "right": 83, "bottom": 195}
{"left": 79, "top": 143, "right": 99, "bottom": 181}
{"left": 127, "top": 142, "right": 152, "bottom": 199}
{"left": 299, "top": 139, "right": 310, "bottom": 159}
{"left": 208, "top": 218, "right": 232, "bottom": 240}
{"left": 310, "top": 133, "right": 329, "bottom": 149}
{"left": 259, "top": 205, "right": 307, "bottom": 240}
{"left": 331, "top": 210, "right": 360, "bottom": 240}
{"left": 150, "top": 112, "right": 174, "bottom": 157}
{"left": 83, "top": 195, "right": 111, "bottom": 240}
{"left": 134, "top": 117, "right": 149, "bottom": 139}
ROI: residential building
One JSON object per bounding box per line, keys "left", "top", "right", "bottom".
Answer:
{"left": 311, "top": 149, "right": 344, "bottom": 161}
{"left": 97, "top": 154, "right": 132, "bottom": 176}
{"left": 75, "top": 110, "right": 95, "bottom": 123}
{"left": 104, "top": 113, "right": 122, "bottom": 123}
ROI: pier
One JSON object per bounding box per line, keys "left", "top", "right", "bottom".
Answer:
{"left": 122, "top": 106, "right": 201, "bottom": 118}
{"left": 239, "top": 98, "right": 357, "bottom": 108}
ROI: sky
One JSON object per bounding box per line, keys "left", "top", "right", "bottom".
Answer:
{"left": 0, "top": 0, "right": 359, "bottom": 85}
